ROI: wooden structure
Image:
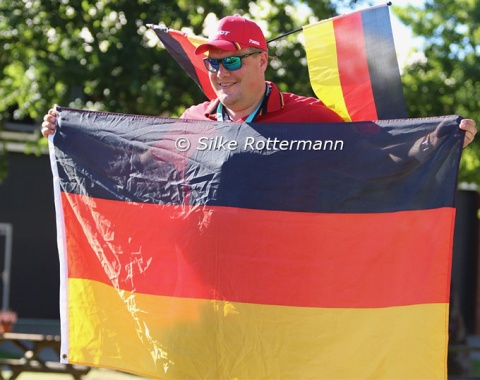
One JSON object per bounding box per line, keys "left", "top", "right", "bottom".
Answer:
{"left": 0, "top": 332, "right": 90, "bottom": 379}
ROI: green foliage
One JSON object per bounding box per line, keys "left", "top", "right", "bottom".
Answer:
{"left": 0, "top": 0, "right": 201, "bottom": 120}
{"left": 394, "top": 0, "right": 480, "bottom": 184}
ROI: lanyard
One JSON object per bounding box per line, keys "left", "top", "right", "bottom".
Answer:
{"left": 216, "top": 84, "right": 271, "bottom": 122}
{"left": 216, "top": 101, "right": 262, "bottom": 123}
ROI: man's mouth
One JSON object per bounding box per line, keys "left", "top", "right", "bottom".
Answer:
{"left": 218, "top": 82, "right": 236, "bottom": 89}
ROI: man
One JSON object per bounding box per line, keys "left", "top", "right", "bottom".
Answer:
{"left": 42, "top": 15, "right": 477, "bottom": 146}
{"left": 181, "top": 15, "right": 344, "bottom": 124}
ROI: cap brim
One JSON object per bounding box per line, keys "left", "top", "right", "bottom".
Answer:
{"left": 194, "top": 40, "right": 242, "bottom": 55}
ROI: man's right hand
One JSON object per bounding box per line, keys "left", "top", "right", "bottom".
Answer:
{"left": 41, "top": 107, "right": 57, "bottom": 137}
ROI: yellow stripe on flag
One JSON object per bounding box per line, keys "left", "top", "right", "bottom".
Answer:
{"left": 183, "top": 34, "right": 207, "bottom": 49}
{"left": 66, "top": 278, "right": 448, "bottom": 379}
{"left": 303, "top": 21, "right": 351, "bottom": 122}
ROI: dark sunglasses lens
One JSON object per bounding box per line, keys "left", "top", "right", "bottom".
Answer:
{"left": 204, "top": 58, "right": 220, "bottom": 72}
{"left": 222, "top": 56, "right": 242, "bottom": 71}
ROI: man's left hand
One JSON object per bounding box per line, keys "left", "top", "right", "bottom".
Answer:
{"left": 460, "top": 119, "right": 477, "bottom": 148}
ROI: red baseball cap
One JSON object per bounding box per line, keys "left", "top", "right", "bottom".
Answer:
{"left": 194, "top": 15, "right": 268, "bottom": 55}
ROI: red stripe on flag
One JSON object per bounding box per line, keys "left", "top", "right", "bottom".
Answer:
{"left": 63, "top": 193, "right": 454, "bottom": 309}
{"left": 334, "top": 13, "right": 377, "bottom": 120}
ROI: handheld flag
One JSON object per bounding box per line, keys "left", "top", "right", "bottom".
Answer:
{"left": 303, "top": 4, "right": 407, "bottom": 121}
{"left": 149, "top": 25, "right": 216, "bottom": 100}
{"left": 50, "top": 108, "right": 463, "bottom": 379}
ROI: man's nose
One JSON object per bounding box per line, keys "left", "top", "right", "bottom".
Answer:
{"left": 216, "top": 63, "right": 231, "bottom": 77}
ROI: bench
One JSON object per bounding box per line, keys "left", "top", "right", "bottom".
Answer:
{"left": 0, "top": 332, "right": 90, "bottom": 379}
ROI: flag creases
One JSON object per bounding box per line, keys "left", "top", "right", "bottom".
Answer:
{"left": 50, "top": 108, "right": 463, "bottom": 379}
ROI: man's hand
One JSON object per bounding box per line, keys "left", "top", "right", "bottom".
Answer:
{"left": 460, "top": 119, "right": 477, "bottom": 148}
{"left": 41, "top": 106, "right": 58, "bottom": 137}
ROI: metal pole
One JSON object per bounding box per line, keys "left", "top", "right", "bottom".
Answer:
{"left": 0, "top": 223, "right": 12, "bottom": 312}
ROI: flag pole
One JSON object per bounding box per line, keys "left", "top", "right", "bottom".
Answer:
{"left": 266, "top": 2, "right": 392, "bottom": 44}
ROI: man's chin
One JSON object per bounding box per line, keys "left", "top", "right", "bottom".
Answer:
{"left": 217, "top": 94, "right": 237, "bottom": 108}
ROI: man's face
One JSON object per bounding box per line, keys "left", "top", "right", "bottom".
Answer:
{"left": 207, "top": 47, "right": 268, "bottom": 114}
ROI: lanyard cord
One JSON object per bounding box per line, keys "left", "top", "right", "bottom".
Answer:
{"left": 216, "top": 84, "right": 268, "bottom": 123}
{"left": 216, "top": 101, "right": 262, "bottom": 123}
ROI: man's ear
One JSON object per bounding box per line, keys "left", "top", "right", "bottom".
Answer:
{"left": 259, "top": 51, "right": 269, "bottom": 71}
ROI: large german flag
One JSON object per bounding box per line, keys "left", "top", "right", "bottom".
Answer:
{"left": 151, "top": 4, "right": 406, "bottom": 121}
{"left": 50, "top": 108, "right": 464, "bottom": 379}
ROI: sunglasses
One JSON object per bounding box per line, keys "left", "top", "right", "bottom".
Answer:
{"left": 203, "top": 52, "right": 262, "bottom": 73}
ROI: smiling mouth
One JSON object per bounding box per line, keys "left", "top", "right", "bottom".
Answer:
{"left": 218, "top": 82, "right": 236, "bottom": 88}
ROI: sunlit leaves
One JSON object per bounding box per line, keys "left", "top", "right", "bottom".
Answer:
{"left": 395, "top": 0, "right": 480, "bottom": 184}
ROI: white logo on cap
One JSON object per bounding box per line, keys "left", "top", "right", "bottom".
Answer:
{"left": 217, "top": 30, "right": 230, "bottom": 36}
{"left": 249, "top": 39, "right": 260, "bottom": 46}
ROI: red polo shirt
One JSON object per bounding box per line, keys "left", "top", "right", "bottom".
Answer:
{"left": 180, "top": 81, "right": 344, "bottom": 123}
